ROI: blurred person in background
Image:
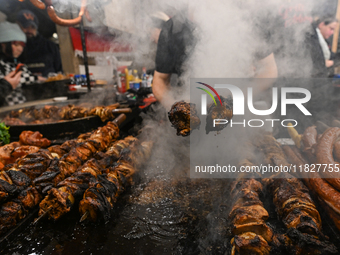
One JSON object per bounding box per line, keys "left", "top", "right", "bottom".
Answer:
{"left": 16, "top": 10, "right": 62, "bottom": 77}
{"left": 150, "top": 11, "right": 170, "bottom": 44}
{"left": 305, "top": 16, "right": 338, "bottom": 77}
{"left": 152, "top": 9, "right": 198, "bottom": 110}
{"left": 0, "top": 21, "right": 45, "bottom": 107}
{"left": 152, "top": 4, "right": 278, "bottom": 110}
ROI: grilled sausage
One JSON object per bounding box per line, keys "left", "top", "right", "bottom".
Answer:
{"left": 334, "top": 139, "right": 340, "bottom": 162}
{"left": 316, "top": 127, "right": 340, "bottom": 190}
{"left": 302, "top": 126, "right": 317, "bottom": 149}
{"left": 29, "top": 0, "right": 46, "bottom": 10}
{"left": 47, "top": 6, "right": 83, "bottom": 26}
{"left": 309, "top": 173, "right": 340, "bottom": 215}
{"left": 282, "top": 145, "right": 311, "bottom": 188}
{"left": 302, "top": 126, "right": 318, "bottom": 162}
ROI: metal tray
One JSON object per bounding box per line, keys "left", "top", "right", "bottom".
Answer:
{"left": 0, "top": 99, "right": 103, "bottom": 140}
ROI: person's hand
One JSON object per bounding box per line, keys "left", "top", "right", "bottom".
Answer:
{"left": 38, "top": 76, "right": 47, "bottom": 82}
{"left": 326, "top": 60, "right": 334, "bottom": 68}
{"left": 4, "top": 70, "right": 22, "bottom": 90}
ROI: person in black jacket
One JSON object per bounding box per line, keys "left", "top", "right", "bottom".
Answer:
{"left": 153, "top": 9, "right": 278, "bottom": 110}
{"left": 305, "top": 17, "right": 338, "bottom": 77}
{"left": 16, "top": 10, "right": 62, "bottom": 77}
{"left": 0, "top": 21, "right": 45, "bottom": 107}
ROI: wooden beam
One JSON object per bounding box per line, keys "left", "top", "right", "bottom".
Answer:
{"left": 332, "top": 0, "right": 340, "bottom": 53}
{"left": 54, "top": 9, "right": 80, "bottom": 75}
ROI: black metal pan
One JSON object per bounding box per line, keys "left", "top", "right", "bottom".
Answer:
{"left": 0, "top": 99, "right": 104, "bottom": 141}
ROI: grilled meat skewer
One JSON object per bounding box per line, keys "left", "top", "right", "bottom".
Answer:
{"left": 253, "top": 132, "right": 337, "bottom": 254}
{"left": 79, "top": 140, "right": 153, "bottom": 222}
{"left": 205, "top": 95, "right": 233, "bottom": 134}
{"left": 38, "top": 136, "right": 136, "bottom": 221}
{"left": 0, "top": 116, "right": 125, "bottom": 236}
{"left": 0, "top": 186, "right": 41, "bottom": 235}
{"left": 33, "top": 121, "right": 120, "bottom": 193}
{"left": 227, "top": 171, "right": 272, "bottom": 255}
{"left": 19, "top": 131, "right": 51, "bottom": 148}
{"left": 168, "top": 101, "right": 201, "bottom": 136}
{"left": 0, "top": 149, "right": 54, "bottom": 205}
{"left": 4, "top": 103, "right": 123, "bottom": 125}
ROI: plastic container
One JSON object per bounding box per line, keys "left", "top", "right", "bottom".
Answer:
{"left": 141, "top": 67, "right": 147, "bottom": 88}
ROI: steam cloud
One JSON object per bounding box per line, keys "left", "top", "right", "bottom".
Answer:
{"left": 52, "top": 0, "right": 330, "bottom": 170}
{"left": 50, "top": 0, "right": 336, "bottom": 251}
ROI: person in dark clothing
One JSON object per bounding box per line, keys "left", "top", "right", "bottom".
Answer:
{"left": 153, "top": 13, "right": 196, "bottom": 109}
{"left": 16, "top": 10, "right": 62, "bottom": 77}
{"left": 305, "top": 17, "right": 338, "bottom": 78}
{"left": 153, "top": 9, "right": 278, "bottom": 110}
{"left": 0, "top": 21, "right": 45, "bottom": 107}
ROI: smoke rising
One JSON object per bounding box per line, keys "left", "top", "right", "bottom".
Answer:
{"left": 49, "top": 0, "right": 335, "bottom": 252}
{"left": 51, "top": 0, "right": 329, "bottom": 171}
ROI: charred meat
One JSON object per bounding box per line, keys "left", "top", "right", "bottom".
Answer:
{"left": 79, "top": 140, "right": 153, "bottom": 222}
{"left": 168, "top": 101, "right": 201, "bottom": 136}
{"left": 205, "top": 95, "right": 233, "bottom": 134}
{"left": 227, "top": 175, "right": 273, "bottom": 255}
{"left": 19, "top": 131, "right": 51, "bottom": 148}
{"left": 253, "top": 132, "right": 337, "bottom": 254}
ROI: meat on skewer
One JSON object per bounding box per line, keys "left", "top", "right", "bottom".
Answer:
{"left": 79, "top": 140, "right": 153, "bottom": 222}
{"left": 205, "top": 95, "right": 233, "bottom": 134}
{"left": 33, "top": 121, "right": 120, "bottom": 194}
{"left": 19, "top": 131, "right": 51, "bottom": 148}
{"left": 0, "top": 149, "right": 54, "bottom": 205}
{"left": 227, "top": 165, "right": 272, "bottom": 255}
{"left": 0, "top": 116, "right": 125, "bottom": 236}
{"left": 0, "top": 142, "right": 40, "bottom": 166}
{"left": 0, "top": 186, "right": 41, "bottom": 235}
{"left": 253, "top": 132, "right": 337, "bottom": 254}
{"left": 4, "top": 103, "right": 123, "bottom": 125}
{"left": 168, "top": 101, "right": 201, "bottom": 136}
{"left": 37, "top": 136, "right": 136, "bottom": 221}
